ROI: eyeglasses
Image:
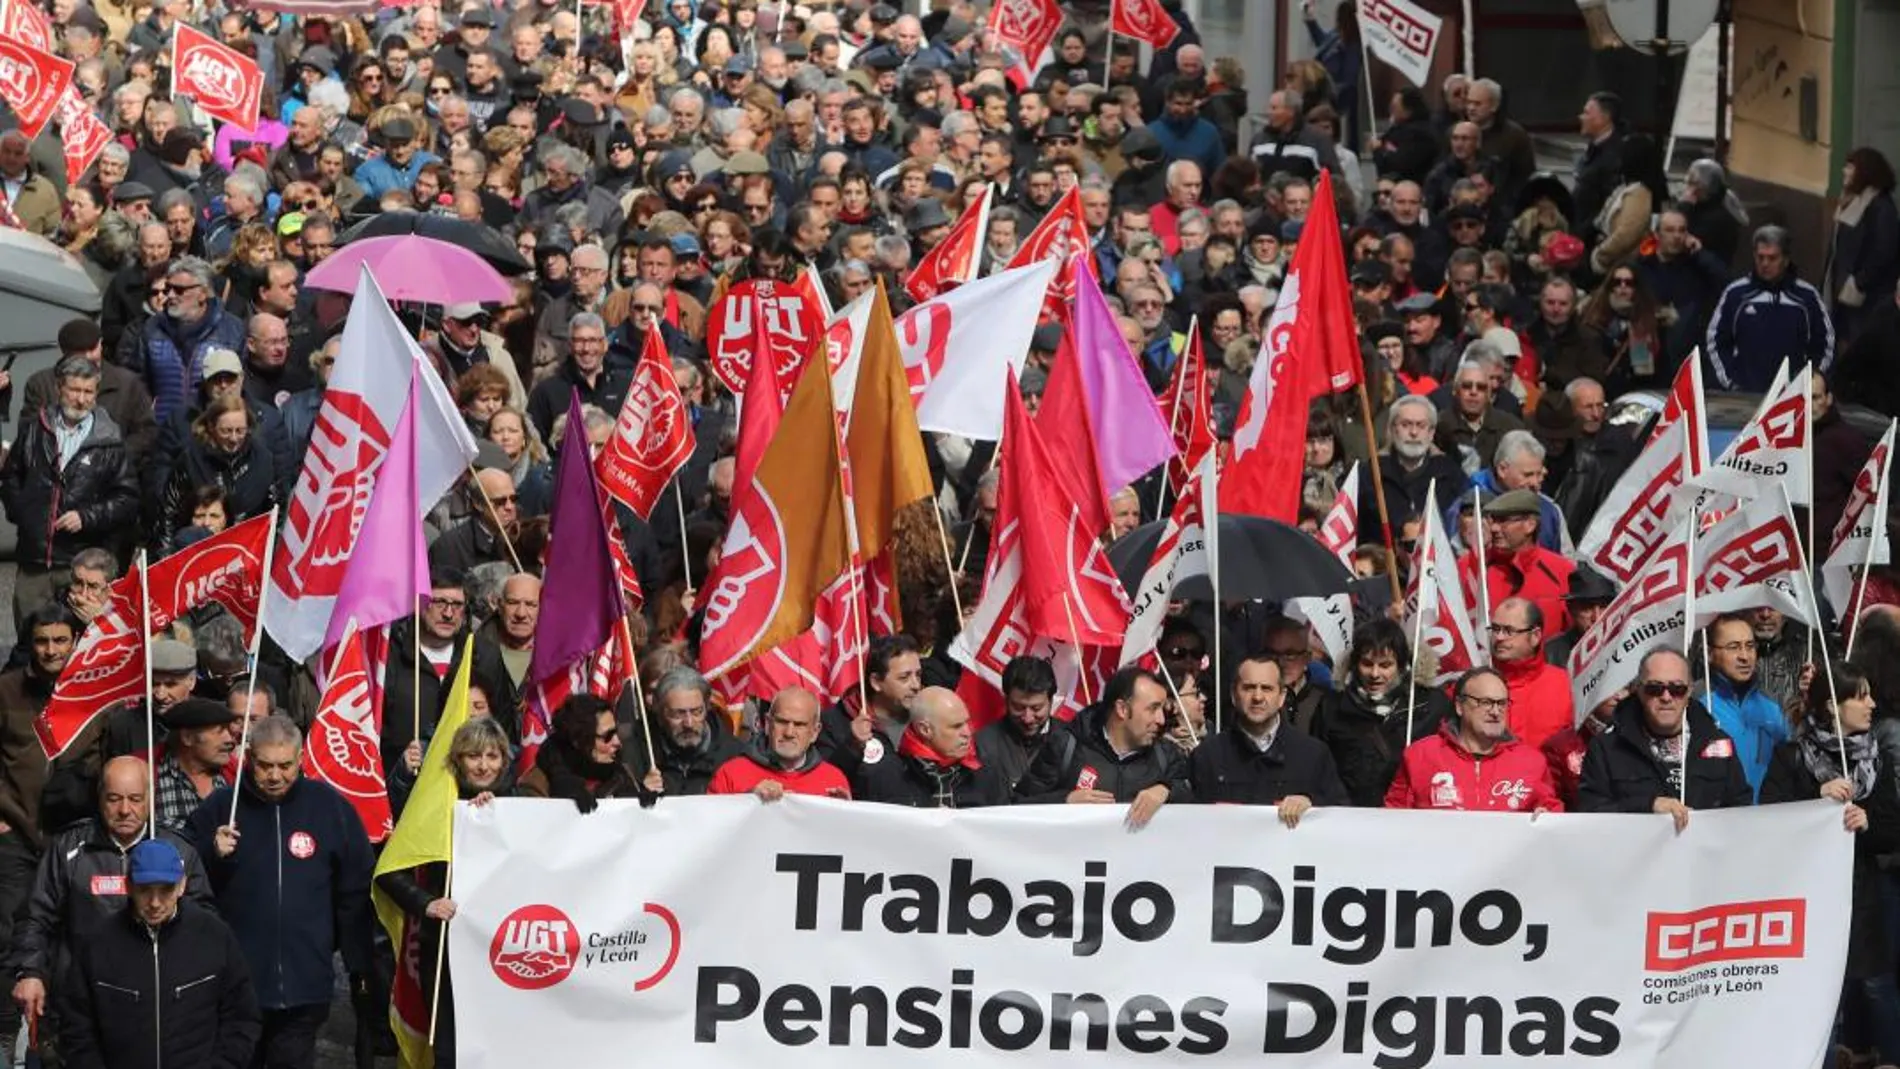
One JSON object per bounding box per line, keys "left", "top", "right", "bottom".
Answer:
{"left": 1459, "top": 695, "right": 1509, "bottom": 712}
{"left": 425, "top": 596, "right": 467, "bottom": 611}
{"left": 1163, "top": 646, "right": 1204, "bottom": 661}
{"left": 359, "top": 72, "right": 383, "bottom": 83}
{"left": 429, "top": 85, "right": 452, "bottom": 96}
{"left": 1487, "top": 622, "right": 1536, "bottom": 637}
{"left": 485, "top": 492, "right": 518, "bottom": 505}
{"left": 631, "top": 303, "right": 662, "bottom": 314}
{"left": 1266, "top": 649, "right": 1308, "bottom": 662}
{"left": 299, "top": 198, "right": 321, "bottom": 210}
{"left": 1641, "top": 681, "right": 1691, "bottom": 699}
{"left": 1612, "top": 276, "right": 1636, "bottom": 288}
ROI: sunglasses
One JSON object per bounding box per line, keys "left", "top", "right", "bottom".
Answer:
{"left": 1641, "top": 681, "right": 1691, "bottom": 699}
{"left": 595, "top": 728, "right": 619, "bottom": 741}
{"left": 429, "top": 85, "right": 452, "bottom": 96}
{"left": 1612, "top": 276, "right": 1636, "bottom": 288}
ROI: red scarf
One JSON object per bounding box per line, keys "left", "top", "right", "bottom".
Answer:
{"left": 899, "top": 728, "right": 982, "bottom": 771}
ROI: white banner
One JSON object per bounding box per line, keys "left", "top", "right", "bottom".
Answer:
{"left": 1358, "top": 0, "right": 1443, "bottom": 87}
{"left": 452, "top": 798, "right": 1850, "bottom": 1069}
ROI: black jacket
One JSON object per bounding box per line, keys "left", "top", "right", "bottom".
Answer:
{"left": 1576, "top": 697, "right": 1754, "bottom": 814}
{"left": 852, "top": 741, "right": 1010, "bottom": 808}
{"left": 146, "top": 397, "right": 294, "bottom": 513}
{"left": 380, "top": 620, "right": 509, "bottom": 772}
{"left": 974, "top": 718, "right": 1057, "bottom": 792}
{"left": 1358, "top": 450, "right": 1467, "bottom": 545}
{"left": 155, "top": 431, "right": 281, "bottom": 549}
{"left": 1760, "top": 738, "right": 1900, "bottom": 978}
{"left": 624, "top": 712, "right": 745, "bottom": 796}
{"left": 0, "top": 406, "right": 139, "bottom": 572}
{"left": 526, "top": 361, "right": 632, "bottom": 444}
{"left": 57, "top": 899, "right": 260, "bottom": 1069}
{"left": 1013, "top": 705, "right": 1194, "bottom": 805}
{"left": 1188, "top": 722, "right": 1349, "bottom": 806}
{"left": 21, "top": 363, "right": 159, "bottom": 462}
{"left": 1312, "top": 683, "right": 1453, "bottom": 807}
{"left": 185, "top": 777, "right": 375, "bottom": 1011}
{"left": 12, "top": 821, "right": 214, "bottom": 983}
{"left": 1372, "top": 117, "right": 1439, "bottom": 184}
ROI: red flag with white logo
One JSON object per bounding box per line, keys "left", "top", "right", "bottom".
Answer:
{"left": 302, "top": 623, "right": 392, "bottom": 842}
{"left": 54, "top": 89, "right": 111, "bottom": 185}
{"left": 895, "top": 259, "right": 1056, "bottom": 442}
{"left": 1223, "top": 170, "right": 1357, "bottom": 521}
{"left": 1111, "top": 0, "right": 1181, "bottom": 48}
{"left": 904, "top": 185, "right": 990, "bottom": 303}
{"left": 171, "top": 23, "right": 264, "bottom": 132}
{"left": 1005, "top": 186, "right": 1097, "bottom": 322}
{"left": 705, "top": 273, "right": 828, "bottom": 394}
{"left": 0, "top": 0, "right": 53, "bottom": 52}
{"left": 37, "top": 514, "right": 275, "bottom": 758}
{"left": 0, "top": 35, "right": 71, "bottom": 142}
{"left": 986, "top": 0, "right": 1063, "bottom": 81}
{"left": 595, "top": 322, "right": 695, "bottom": 520}
{"left": 1160, "top": 325, "right": 1217, "bottom": 493}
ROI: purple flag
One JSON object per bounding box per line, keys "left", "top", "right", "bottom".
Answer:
{"left": 325, "top": 383, "right": 427, "bottom": 648}
{"left": 1070, "top": 252, "right": 1177, "bottom": 498}
{"left": 529, "top": 392, "right": 626, "bottom": 684}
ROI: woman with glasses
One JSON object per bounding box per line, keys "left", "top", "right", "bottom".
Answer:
{"left": 1383, "top": 666, "right": 1561, "bottom": 812}
{"left": 347, "top": 58, "right": 394, "bottom": 124}
{"left": 518, "top": 695, "right": 650, "bottom": 809}
{"left": 156, "top": 394, "right": 281, "bottom": 551}
{"left": 1579, "top": 263, "right": 1667, "bottom": 387}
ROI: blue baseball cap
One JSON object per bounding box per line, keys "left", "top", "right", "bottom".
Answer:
{"left": 129, "top": 840, "right": 186, "bottom": 886}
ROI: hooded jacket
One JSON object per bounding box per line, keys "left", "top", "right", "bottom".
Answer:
{"left": 57, "top": 898, "right": 259, "bottom": 1069}
{"left": 1701, "top": 672, "right": 1791, "bottom": 799}
{"left": 1013, "top": 702, "right": 1194, "bottom": 805}
{"left": 708, "top": 740, "right": 851, "bottom": 797}
{"left": 1312, "top": 680, "right": 1453, "bottom": 807}
{"left": 1576, "top": 696, "right": 1754, "bottom": 813}
{"left": 186, "top": 776, "right": 375, "bottom": 1010}
{"left": 1383, "top": 721, "right": 1563, "bottom": 811}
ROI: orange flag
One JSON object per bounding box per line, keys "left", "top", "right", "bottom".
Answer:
{"left": 844, "top": 282, "right": 936, "bottom": 631}
{"left": 699, "top": 357, "right": 854, "bottom": 681}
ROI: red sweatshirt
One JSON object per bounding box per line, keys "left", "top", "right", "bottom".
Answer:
{"left": 708, "top": 752, "right": 852, "bottom": 798}
{"left": 1384, "top": 722, "right": 1564, "bottom": 812}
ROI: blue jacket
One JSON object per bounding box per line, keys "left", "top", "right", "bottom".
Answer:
{"left": 187, "top": 776, "right": 375, "bottom": 1010}
{"left": 1704, "top": 269, "right": 1834, "bottom": 392}
{"left": 1149, "top": 114, "right": 1226, "bottom": 182}
{"left": 1703, "top": 673, "right": 1791, "bottom": 800}
{"left": 354, "top": 149, "right": 442, "bottom": 201}
{"left": 129, "top": 303, "right": 248, "bottom": 423}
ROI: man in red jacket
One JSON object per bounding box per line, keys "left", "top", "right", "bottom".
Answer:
{"left": 1385, "top": 666, "right": 1563, "bottom": 812}
{"left": 1487, "top": 597, "right": 1575, "bottom": 748}
{"left": 708, "top": 688, "right": 852, "bottom": 800}
{"left": 1459, "top": 488, "right": 1574, "bottom": 634}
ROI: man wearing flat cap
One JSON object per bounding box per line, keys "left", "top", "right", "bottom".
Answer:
{"left": 1457, "top": 487, "right": 1575, "bottom": 638}
{"left": 354, "top": 115, "right": 440, "bottom": 200}
{"left": 153, "top": 697, "right": 241, "bottom": 832}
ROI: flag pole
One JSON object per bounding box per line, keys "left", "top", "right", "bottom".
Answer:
{"left": 1781, "top": 482, "right": 1847, "bottom": 770}
{"left": 1683, "top": 502, "right": 1696, "bottom": 807}
{"left": 1406, "top": 479, "right": 1437, "bottom": 744}
{"left": 227, "top": 506, "right": 280, "bottom": 824}
{"left": 673, "top": 481, "right": 694, "bottom": 592}
{"left": 1354, "top": 379, "right": 1404, "bottom": 606}
{"left": 427, "top": 859, "right": 453, "bottom": 1044}
{"left": 1162, "top": 315, "right": 1195, "bottom": 510}
{"left": 139, "top": 549, "right": 154, "bottom": 840}
{"left": 955, "top": 445, "right": 1003, "bottom": 575}
{"left": 1210, "top": 517, "right": 1224, "bottom": 734}
{"left": 930, "top": 504, "right": 965, "bottom": 617}
{"left": 1472, "top": 486, "right": 1492, "bottom": 647}
{"left": 468, "top": 465, "right": 525, "bottom": 573}
{"left": 413, "top": 591, "right": 423, "bottom": 746}
{"left": 1152, "top": 653, "right": 1200, "bottom": 744}
{"left": 620, "top": 612, "right": 659, "bottom": 774}
{"left": 1806, "top": 384, "right": 1817, "bottom": 667}
{"left": 1104, "top": 29, "right": 1115, "bottom": 86}
{"left": 1062, "top": 598, "right": 1095, "bottom": 705}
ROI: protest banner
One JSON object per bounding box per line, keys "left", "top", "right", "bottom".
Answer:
{"left": 452, "top": 798, "right": 1849, "bottom": 1069}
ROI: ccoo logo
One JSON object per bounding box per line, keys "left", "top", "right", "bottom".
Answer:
{"left": 1644, "top": 898, "right": 1806, "bottom": 972}
{"left": 491, "top": 904, "right": 581, "bottom": 990}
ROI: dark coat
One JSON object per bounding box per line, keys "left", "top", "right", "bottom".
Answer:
{"left": 975, "top": 718, "right": 1058, "bottom": 792}
{"left": 1188, "top": 722, "right": 1349, "bottom": 806}
{"left": 0, "top": 406, "right": 139, "bottom": 573}
{"left": 1831, "top": 191, "right": 1900, "bottom": 325}
{"left": 57, "top": 899, "right": 259, "bottom": 1069}
{"left": 852, "top": 743, "right": 1010, "bottom": 808}
{"left": 380, "top": 620, "right": 509, "bottom": 771}
{"left": 1013, "top": 703, "right": 1194, "bottom": 804}
{"left": 155, "top": 431, "right": 281, "bottom": 549}
{"left": 623, "top": 712, "right": 745, "bottom": 797}
{"left": 12, "top": 821, "right": 214, "bottom": 983}
{"left": 1571, "top": 130, "right": 1626, "bottom": 232}
{"left": 21, "top": 363, "right": 158, "bottom": 462}
{"left": 1759, "top": 738, "right": 1900, "bottom": 978}
{"left": 1311, "top": 683, "right": 1453, "bottom": 807}
{"left": 1576, "top": 697, "right": 1754, "bottom": 814}
{"left": 1357, "top": 450, "right": 1468, "bottom": 545}
{"left": 186, "top": 776, "right": 375, "bottom": 1011}
{"left": 1811, "top": 404, "right": 1874, "bottom": 554}
{"left": 1373, "top": 118, "right": 1439, "bottom": 184}
{"left": 526, "top": 360, "right": 632, "bottom": 444}
{"left": 146, "top": 396, "right": 294, "bottom": 512}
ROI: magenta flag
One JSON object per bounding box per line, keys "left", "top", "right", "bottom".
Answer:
{"left": 325, "top": 383, "right": 427, "bottom": 648}
{"left": 529, "top": 392, "right": 626, "bottom": 684}
{"left": 1069, "top": 253, "right": 1177, "bottom": 498}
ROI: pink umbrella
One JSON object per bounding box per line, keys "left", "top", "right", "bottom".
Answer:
{"left": 303, "top": 234, "right": 514, "bottom": 305}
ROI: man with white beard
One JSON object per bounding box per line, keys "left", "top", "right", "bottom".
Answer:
{"left": 1358, "top": 395, "right": 1468, "bottom": 545}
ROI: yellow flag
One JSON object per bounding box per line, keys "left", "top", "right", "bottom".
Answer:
{"left": 846, "top": 280, "right": 935, "bottom": 557}
{"left": 371, "top": 637, "right": 475, "bottom": 1069}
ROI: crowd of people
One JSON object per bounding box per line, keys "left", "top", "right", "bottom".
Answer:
{"left": 0, "top": 0, "right": 1896, "bottom": 1067}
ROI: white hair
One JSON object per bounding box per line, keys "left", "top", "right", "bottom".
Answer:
{"left": 1494, "top": 429, "right": 1546, "bottom": 469}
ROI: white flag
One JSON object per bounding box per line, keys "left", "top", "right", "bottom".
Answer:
{"left": 1288, "top": 465, "right": 1360, "bottom": 665}
{"left": 1822, "top": 420, "right": 1896, "bottom": 618}
{"left": 1358, "top": 0, "right": 1443, "bottom": 87}
{"left": 1569, "top": 517, "right": 1694, "bottom": 716}
{"left": 895, "top": 259, "right": 1057, "bottom": 441}
{"left": 1403, "top": 481, "right": 1480, "bottom": 685}
{"left": 1578, "top": 359, "right": 1708, "bottom": 584}
{"left": 266, "top": 266, "right": 475, "bottom": 662}
{"left": 1119, "top": 452, "right": 1216, "bottom": 665}
{"left": 1688, "top": 360, "right": 1811, "bottom": 506}
{"left": 1694, "top": 491, "right": 1820, "bottom": 628}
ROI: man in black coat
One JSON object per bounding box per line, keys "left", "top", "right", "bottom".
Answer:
{"left": 853, "top": 687, "right": 1008, "bottom": 808}
{"left": 624, "top": 666, "right": 744, "bottom": 796}
{"left": 817, "top": 634, "right": 923, "bottom": 778}
{"left": 1577, "top": 648, "right": 1754, "bottom": 828}
{"left": 973, "top": 655, "right": 1060, "bottom": 792}
{"left": 58, "top": 838, "right": 259, "bottom": 1069}
{"left": 1190, "top": 654, "right": 1347, "bottom": 821}
{"left": 1360, "top": 395, "right": 1468, "bottom": 545}
{"left": 1014, "top": 667, "right": 1192, "bottom": 827}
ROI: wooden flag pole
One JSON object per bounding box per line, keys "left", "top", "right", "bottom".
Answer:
{"left": 1780, "top": 483, "right": 1848, "bottom": 771}
{"left": 227, "top": 506, "right": 281, "bottom": 825}
{"left": 620, "top": 613, "right": 659, "bottom": 774}
{"left": 1152, "top": 652, "right": 1201, "bottom": 745}
{"left": 673, "top": 481, "right": 694, "bottom": 592}
{"left": 1062, "top": 598, "right": 1095, "bottom": 705}
{"left": 413, "top": 592, "right": 423, "bottom": 744}
{"left": 139, "top": 549, "right": 154, "bottom": 839}
{"left": 1472, "top": 486, "right": 1493, "bottom": 645}
{"left": 1354, "top": 379, "right": 1404, "bottom": 606}
{"left": 929, "top": 504, "right": 965, "bottom": 618}
{"left": 468, "top": 465, "right": 525, "bottom": 573}
{"left": 954, "top": 445, "right": 1003, "bottom": 576}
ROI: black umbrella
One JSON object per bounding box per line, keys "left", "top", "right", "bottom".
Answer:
{"left": 338, "top": 210, "right": 531, "bottom": 275}
{"left": 1108, "top": 513, "right": 1355, "bottom": 604}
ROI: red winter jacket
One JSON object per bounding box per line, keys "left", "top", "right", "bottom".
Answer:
{"left": 708, "top": 751, "right": 853, "bottom": 798}
{"left": 1496, "top": 653, "right": 1575, "bottom": 749}
{"left": 1460, "top": 542, "right": 1575, "bottom": 635}
{"left": 1383, "top": 722, "right": 1564, "bottom": 812}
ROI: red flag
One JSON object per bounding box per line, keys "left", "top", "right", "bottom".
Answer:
{"left": 36, "top": 515, "right": 275, "bottom": 758}
{"left": 1037, "top": 321, "right": 1110, "bottom": 536}
{"left": 1160, "top": 325, "right": 1217, "bottom": 491}
{"left": 1006, "top": 186, "right": 1097, "bottom": 321}
{"left": 705, "top": 273, "right": 828, "bottom": 394}
{"left": 1111, "top": 0, "right": 1181, "bottom": 48}
{"left": 302, "top": 624, "right": 391, "bottom": 842}
{"left": 904, "top": 186, "right": 991, "bottom": 303}
{"left": 0, "top": 0, "right": 52, "bottom": 51}
{"left": 1223, "top": 170, "right": 1357, "bottom": 520}
{"left": 0, "top": 36, "right": 71, "bottom": 142}
{"left": 170, "top": 23, "right": 264, "bottom": 131}
{"left": 1001, "top": 374, "right": 1131, "bottom": 646}
{"left": 986, "top": 0, "right": 1062, "bottom": 76}
{"left": 732, "top": 311, "right": 786, "bottom": 497}
{"left": 55, "top": 89, "right": 112, "bottom": 188}
{"left": 596, "top": 322, "right": 695, "bottom": 519}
